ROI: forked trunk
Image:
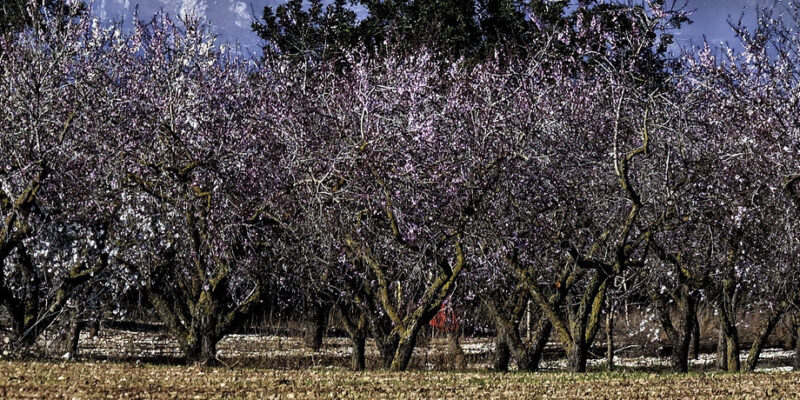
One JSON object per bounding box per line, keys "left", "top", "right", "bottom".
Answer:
{"left": 338, "top": 306, "right": 369, "bottom": 371}
{"left": 514, "top": 321, "right": 552, "bottom": 372}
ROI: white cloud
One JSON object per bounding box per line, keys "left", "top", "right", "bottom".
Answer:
{"left": 179, "top": 0, "right": 208, "bottom": 20}
{"left": 229, "top": 1, "right": 251, "bottom": 29}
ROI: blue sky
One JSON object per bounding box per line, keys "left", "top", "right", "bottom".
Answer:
{"left": 675, "top": 0, "right": 758, "bottom": 47}
{"left": 91, "top": 0, "right": 761, "bottom": 55}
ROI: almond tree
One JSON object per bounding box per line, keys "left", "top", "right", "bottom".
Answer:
{"left": 674, "top": 0, "right": 800, "bottom": 372}
{"left": 100, "top": 16, "right": 289, "bottom": 365}
{"left": 719, "top": 0, "right": 800, "bottom": 372}
{"left": 279, "top": 48, "right": 516, "bottom": 371}
{"left": 0, "top": 11, "right": 117, "bottom": 350}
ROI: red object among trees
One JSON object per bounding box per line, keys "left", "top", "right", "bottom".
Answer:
{"left": 429, "top": 300, "right": 459, "bottom": 332}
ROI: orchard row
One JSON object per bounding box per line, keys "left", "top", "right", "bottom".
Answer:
{"left": 1, "top": 1, "right": 799, "bottom": 373}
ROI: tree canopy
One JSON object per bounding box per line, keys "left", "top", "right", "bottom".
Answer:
{"left": 0, "top": 0, "right": 85, "bottom": 35}
{"left": 253, "top": 0, "right": 689, "bottom": 73}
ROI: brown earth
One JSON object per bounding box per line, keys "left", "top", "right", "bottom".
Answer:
{"left": 1, "top": 361, "right": 799, "bottom": 399}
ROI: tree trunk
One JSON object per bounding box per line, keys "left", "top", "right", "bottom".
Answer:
{"left": 672, "top": 297, "right": 696, "bottom": 373}
{"left": 64, "top": 310, "right": 81, "bottom": 360}
{"left": 9, "top": 308, "right": 37, "bottom": 348}
{"left": 725, "top": 334, "right": 740, "bottom": 372}
{"left": 185, "top": 333, "right": 219, "bottom": 365}
{"left": 606, "top": 301, "right": 614, "bottom": 371}
{"left": 376, "top": 337, "right": 399, "bottom": 369}
{"left": 670, "top": 327, "right": 692, "bottom": 373}
{"left": 743, "top": 309, "right": 783, "bottom": 372}
{"left": 515, "top": 321, "right": 551, "bottom": 372}
{"left": 566, "top": 342, "right": 588, "bottom": 373}
{"left": 787, "top": 314, "right": 798, "bottom": 350}
{"left": 389, "top": 325, "right": 422, "bottom": 371}
{"left": 794, "top": 323, "right": 800, "bottom": 371}
{"left": 88, "top": 316, "right": 100, "bottom": 338}
{"left": 338, "top": 305, "right": 369, "bottom": 371}
{"left": 494, "top": 333, "right": 510, "bottom": 372}
{"left": 351, "top": 334, "right": 366, "bottom": 371}
{"left": 653, "top": 289, "right": 695, "bottom": 373}
{"left": 716, "top": 302, "right": 740, "bottom": 372}
{"left": 305, "top": 304, "right": 329, "bottom": 352}
{"left": 447, "top": 330, "right": 466, "bottom": 370}
{"left": 716, "top": 326, "right": 728, "bottom": 371}
{"left": 690, "top": 316, "right": 700, "bottom": 359}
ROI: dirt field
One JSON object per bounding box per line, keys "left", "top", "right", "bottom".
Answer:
{"left": 2, "top": 326, "right": 799, "bottom": 398}
{"left": 1, "top": 360, "right": 799, "bottom": 399}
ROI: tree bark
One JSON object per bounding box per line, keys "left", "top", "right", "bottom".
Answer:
{"left": 351, "top": 334, "right": 366, "bottom": 371}
{"left": 376, "top": 337, "right": 399, "bottom": 369}
{"left": 184, "top": 333, "right": 219, "bottom": 365}
{"left": 494, "top": 333, "right": 510, "bottom": 372}
{"left": 690, "top": 315, "right": 700, "bottom": 359}
{"left": 64, "top": 310, "right": 81, "bottom": 359}
{"left": 9, "top": 309, "right": 36, "bottom": 348}
{"left": 339, "top": 305, "right": 369, "bottom": 371}
{"left": 606, "top": 303, "right": 614, "bottom": 371}
{"left": 389, "top": 324, "right": 422, "bottom": 371}
{"left": 743, "top": 309, "right": 783, "bottom": 372}
{"left": 566, "top": 342, "right": 588, "bottom": 373}
{"left": 716, "top": 301, "right": 740, "bottom": 372}
{"left": 304, "top": 304, "right": 329, "bottom": 352}
{"left": 794, "top": 323, "right": 800, "bottom": 371}
{"left": 652, "top": 287, "right": 696, "bottom": 373}
{"left": 716, "top": 325, "right": 728, "bottom": 371}
{"left": 447, "top": 329, "right": 466, "bottom": 370}
{"left": 670, "top": 326, "right": 692, "bottom": 373}
{"left": 515, "top": 321, "right": 551, "bottom": 372}
{"left": 666, "top": 307, "right": 694, "bottom": 373}
{"left": 672, "top": 297, "right": 696, "bottom": 373}
{"left": 725, "top": 333, "right": 740, "bottom": 372}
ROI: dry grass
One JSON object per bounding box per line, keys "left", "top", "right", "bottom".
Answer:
{"left": 1, "top": 360, "right": 800, "bottom": 399}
